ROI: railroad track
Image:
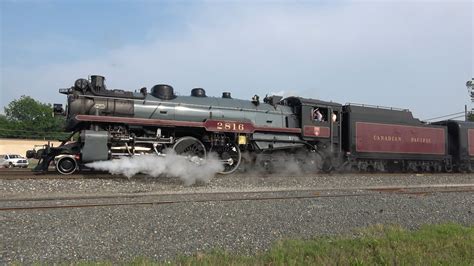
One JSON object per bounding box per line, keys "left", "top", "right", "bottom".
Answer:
{"left": 0, "top": 170, "right": 302, "bottom": 179}
{"left": 0, "top": 169, "right": 35, "bottom": 175}
{"left": 0, "top": 169, "right": 112, "bottom": 179}
{"left": 1, "top": 169, "right": 472, "bottom": 180}
{"left": 1, "top": 184, "right": 472, "bottom": 212}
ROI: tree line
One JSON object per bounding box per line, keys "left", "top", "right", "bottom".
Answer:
{"left": 0, "top": 96, "right": 68, "bottom": 140}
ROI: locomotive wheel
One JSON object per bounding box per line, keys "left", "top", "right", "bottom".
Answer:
{"left": 315, "top": 151, "right": 333, "bottom": 173}
{"left": 255, "top": 154, "right": 274, "bottom": 173}
{"left": 173, "top": 137, "right": 207, "bottom": 159}
{"left": 304, "top": 152, "right": 323, "bottom": 173}
{"left": 212, "top": 142, "right": 242, "bottom": 175}
{"left": 56, "top": 156, "right": 77, "bottom": 175}
{"left": 444, "top": 163, "right": 453, "bottom": 173}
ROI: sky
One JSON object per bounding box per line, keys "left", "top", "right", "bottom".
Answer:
{"left": 0, "top": 0, "right": 472, "bottom": 121}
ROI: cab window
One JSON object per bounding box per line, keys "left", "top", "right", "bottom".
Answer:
{"left": 312, "top": 107, "right": 329, "bottom": 122}
{"left": 332, "top": 111, "right": 339, "bottom": 123}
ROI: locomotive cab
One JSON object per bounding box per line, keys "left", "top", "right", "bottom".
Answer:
{"left": 282, "top": 97, "right": 343, "bottom": 154}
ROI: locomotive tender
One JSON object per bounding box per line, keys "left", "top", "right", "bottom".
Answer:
{"left": 31, "top": 75, "right": 474, "bottom": 174}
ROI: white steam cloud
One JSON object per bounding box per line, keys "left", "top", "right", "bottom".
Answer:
{"left": 85, "top": 150, "right": 224, "bottom": 186}
{"left": 269, "top": 90, "right": 300, "bottom": 98}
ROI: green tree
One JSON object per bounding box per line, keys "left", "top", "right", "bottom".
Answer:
{"left": 468, "top": 112, "right": 474, "bottom": 122}
{"left": 0, "top": 114, "right": 10, "bottom": 134}
{"left": 1, "top": 96, "right": 67, "bottom": 139}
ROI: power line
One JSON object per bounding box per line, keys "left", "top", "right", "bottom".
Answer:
{"left": 423, "top": 111, "right": 466, "bottom": 121}
{"left": 446, "top": 115, "right": 468, "bottom": 121}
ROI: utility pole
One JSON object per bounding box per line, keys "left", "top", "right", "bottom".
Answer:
{"left": 465, "top": 105, "right": 468, "bottom": 121}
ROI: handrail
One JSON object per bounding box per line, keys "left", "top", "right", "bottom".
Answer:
{"left": 76, "top": 94, "right": 284, "bottom": 115}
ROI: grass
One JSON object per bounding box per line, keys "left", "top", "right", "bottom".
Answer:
{"left": 21, "top": 223, "right": 473, "bottom": 266}
{"left": 170, "top": 223, "right": 473, "bottom": 266}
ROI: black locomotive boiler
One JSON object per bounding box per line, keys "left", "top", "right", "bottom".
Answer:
{"left": 30, "top": 75, "right": 474, "bottom": 174}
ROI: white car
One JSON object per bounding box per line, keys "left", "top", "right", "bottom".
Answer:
{"left": 0, "top": 154, "right": 29, "bottom": 168}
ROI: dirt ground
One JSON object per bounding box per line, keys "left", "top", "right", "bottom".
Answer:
{"left": 0, "top": 138, "right": 61, "bottom": 157}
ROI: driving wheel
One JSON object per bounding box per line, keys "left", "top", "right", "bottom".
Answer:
{"left": 56, "top": 156, "right": 77, "bottom": 175}
{"left": 212, "top": 142, "right": 242, "bottom": 175}
{"left": 173, "top": 137, "right": 207, "bottom": 159}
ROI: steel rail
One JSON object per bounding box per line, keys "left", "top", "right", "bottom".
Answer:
{"left": 0, "top": 170, "right": 472, "bottom": 180}
{"left": 0, "top": 169, "right": 110, "bottom": 179}
{"left": 1, "top": 184, "right": 472, "bottom": 212}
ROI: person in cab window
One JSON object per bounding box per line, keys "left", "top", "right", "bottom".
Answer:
{"left": 331, "top": 112, "right": 337, "bottom": 123}
{"left": 313, "top": 108, "right": 324, "bottom": 122}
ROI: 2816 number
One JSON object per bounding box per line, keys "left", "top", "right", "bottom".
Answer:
{"left": 216, "top": 122, "right": 245, "bottom": 131}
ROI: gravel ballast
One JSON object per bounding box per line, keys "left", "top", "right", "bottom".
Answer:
{"left": 0, "top": 173, "right": 473, "bottom": 263}
{"left": 0, "top": 173, "right": 473, "bottom": 198}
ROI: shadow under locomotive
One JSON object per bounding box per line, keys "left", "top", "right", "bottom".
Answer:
{"left": 27, "top": 75, "right": 474, "bottom": 175}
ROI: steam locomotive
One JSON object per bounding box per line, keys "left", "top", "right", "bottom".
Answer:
{"left": 30, "top": 75, "right": 474, "bottom": 175}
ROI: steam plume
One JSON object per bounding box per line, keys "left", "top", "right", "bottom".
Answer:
{"left": 85, "top": 150, "right": 223, "bottom": 186}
